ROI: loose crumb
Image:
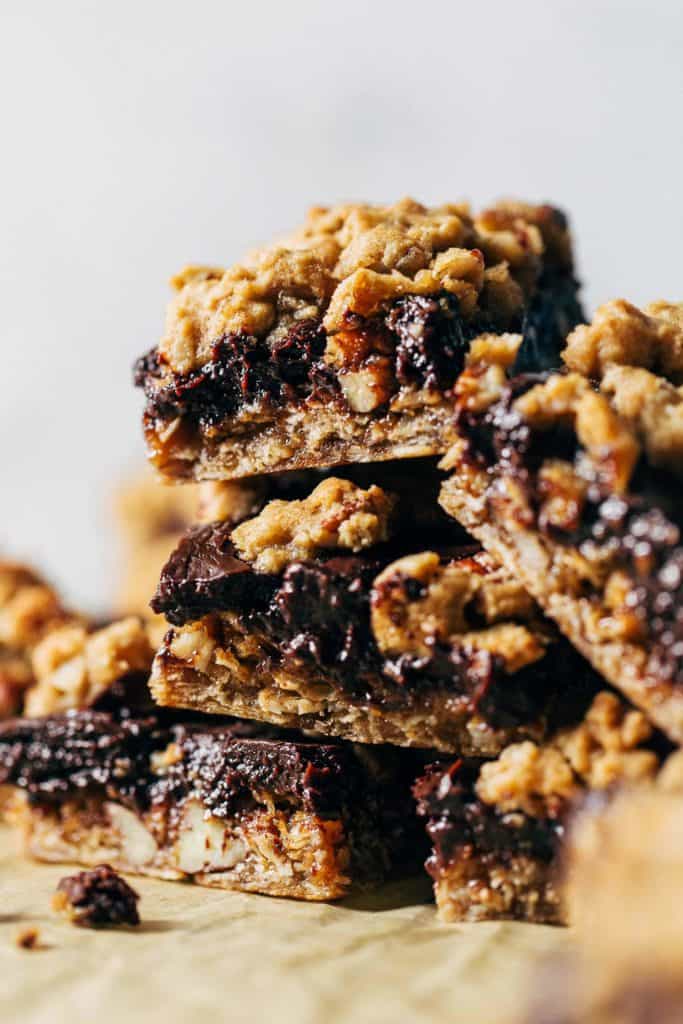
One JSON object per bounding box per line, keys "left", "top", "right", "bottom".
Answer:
{"left": 15, "top": 926, "right": 40, "bottom": 950}
{"left": 52, "top": 865, "right": 140, "bottom": 928}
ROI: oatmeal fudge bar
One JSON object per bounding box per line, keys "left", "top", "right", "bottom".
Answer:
{"left": 525, "top": 765, "right": 683, "bottom": 1022}
{"left": 414, "top": 690, "right": 666, "bottom": 924}
{"left": 440, "top": 300, "right": 683, "bottom": 742}
{"left": 0, "top": 705, "right": 423, "bottom": 900}
{"left": 0, "top": 562, "right": 76, "bottom": 717}
{"left": 135, "top": 198, "right": 582, "bottom": 481}
{"left": 149, "top": 477, "right": 601, "bottom": 755}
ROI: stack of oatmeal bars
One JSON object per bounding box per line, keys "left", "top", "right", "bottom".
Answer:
{"left": 1, "top": 199, "right": 681, "bottom": 923}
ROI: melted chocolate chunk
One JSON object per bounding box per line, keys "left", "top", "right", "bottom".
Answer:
{"left": 152, "top": 726, "right": 364, "bottom": 819}
{"left": 55, "top": 866, "right": 140, "bottom": 928}
{"left": 151, "top": 521, "right": 276, "bottom": 626}
{"left": 0, "top": 708, "right": 171, "bottom": 808}
{"left": 386, "top": 293, "right": 470, "bottom": 390}
{"left": 514, "top": 271, "right": 585, "bottom": 374}
{"left": 136, "top": 275, "right": 582, "bottom": 429}
{"left": 413, "top": 761, "right": 561, "bottom": 870}
{"left": 137, "top": 319, "right": 336, "bottom": 431}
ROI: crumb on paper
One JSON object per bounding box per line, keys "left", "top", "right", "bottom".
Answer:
{"left": 15, "top": 926, "right": 40, "bottom": 950}
{"left": 52, "top": 865, "right": 140, "bottom": 928}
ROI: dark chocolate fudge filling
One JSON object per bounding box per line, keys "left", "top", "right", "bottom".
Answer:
{"left": 0, "top": 708, "right": 376, "bottom": 819}
{"left": 135, "top": 278, "right": 583, "bottom": 435}
{"left": 152, "top": 523, "right": 600, "bottom": 728}
{"left": 413, "top": 760, "right": 561, "bottom": 874}
{"left": 457, "top": 375, "right": 683, "bottom": 685}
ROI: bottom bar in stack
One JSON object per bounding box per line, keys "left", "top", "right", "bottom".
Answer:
{"left": 0, "top": 706, "right": 423, "bottom": 900}
{"left": 414, "top": 690, "right": 670, "bottom": 924}
{"left": 0, "top": 616, "right": 424, "bottom": 901}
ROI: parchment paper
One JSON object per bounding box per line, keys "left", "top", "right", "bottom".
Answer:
{"left": 0, "top": 827, "right": 569, "bottom": 1024}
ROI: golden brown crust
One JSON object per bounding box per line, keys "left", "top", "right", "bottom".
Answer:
{"left": 434, "top": 852, "right": 562, "bottom": 925}
{"left": 8, "top": 792, "right": 362, "bottom": 901}
{"left": 150, "top": 616, "right": 553, "bottom": 756}
{"left": 232, "top": 478, "right": 395, "bottom": 573}
{"left": 158, "top": 198, "right": 560, "bottom": 376}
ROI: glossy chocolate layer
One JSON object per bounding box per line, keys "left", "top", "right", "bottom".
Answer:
{"left": 413, "top": 761, "right": 560, "bottom": 870}
{"left": 136, "top": 278, "right": 583, "bottom": 431}
{"left": 0, "top": 707, "right": 368, "bottom": 818}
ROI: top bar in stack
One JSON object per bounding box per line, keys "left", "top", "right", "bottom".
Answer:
{"left": 135, "top": 198, "right": 582, "bottom": 481}
{"left": 439, "top": 299, "right": 683, "bottom": 742}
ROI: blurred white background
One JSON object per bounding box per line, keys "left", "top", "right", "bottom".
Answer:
{"left": 1, "top": 0, "right": 682, "bottom": 609}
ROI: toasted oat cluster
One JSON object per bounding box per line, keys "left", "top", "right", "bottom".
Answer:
{"left": 135, "top": 198, "right": 581, "bottom": 481}
{"left": 0, "top": 561, "right": 76, "bottom": 717}
{"left": 232, "top": 477, "right": 395, "bottom": 572}
{"left": 25, "top": 617, "right": 153, "bottom": 716}
{"left": 440, "top": 298, "right": 683, "bottom": 742}
{"left": 159, "top": 198, "right": 564, "bottom": 376}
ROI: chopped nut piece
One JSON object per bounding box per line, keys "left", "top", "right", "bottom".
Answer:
{"left": 52, "top": 866, "right": 140, "bottom": 928}
{"left": 232, "top": 478, "right": 395, "bottom": 573}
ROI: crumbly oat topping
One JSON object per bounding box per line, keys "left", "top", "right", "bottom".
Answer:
{"left": 563, "top": 299, "right": 683, "bottom": 384}
{"left": 157, "top": 198, "right": 569, "bottom": 375}
{"left": 0, "top": 562, "right": 73, "bottom": 654}
{"left": 476, "top": 692, "right": 658, "bottom": 817}
{"left": 232, "top": 478, "right": 395, "bottom": 574}
{"left": 370, "top": 549, "right": 542, "bottom": 669}
{"left": 25, "top": 618, "right": 153, "bottom": 716}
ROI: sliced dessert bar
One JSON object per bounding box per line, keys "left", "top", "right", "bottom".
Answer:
{"left": 440, "top": 300, "right": 683, "bottom": 742}
{"left": 1, "top": 614, "right": 423, "bottom": 900}
{"left": 414, "top": 690, "right": 667, "bottom": 924}
{"left": 135, "top": 199, "right": 582, "bottom": 481}
{"left": 149, "top": 477, "right": 600, "bottom": 755}
{"left": 0, "top": 706, "right": 423, "bottom": 900}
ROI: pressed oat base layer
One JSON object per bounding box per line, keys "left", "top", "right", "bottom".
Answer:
{"left": 414, "top": 691, "right": 665, "bottom": 925}
{"left": 135, "top": 198, "right": 582, "bottom": 481}
{"left": 0, "top": 706, "right": 421, "bottom": 901}
{"left": 439, "top": 299, "right": 683, "bottom": 743}
{"left": 6, "top": 793, "right": 363, "bottom": 901}
{"left": 149, "top": 477, "right": 600, "bottom": 756}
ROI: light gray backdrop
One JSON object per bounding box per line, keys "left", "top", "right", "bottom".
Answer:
{"left": 1, "top": 0, "right": 681, "bottom": 609}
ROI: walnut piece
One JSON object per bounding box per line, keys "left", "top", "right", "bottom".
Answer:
{"left": 370, "top": 550, "right": 542, "bottom": 669}
{"left": 232, "top": 478, "right": 395, "bottom": 574}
